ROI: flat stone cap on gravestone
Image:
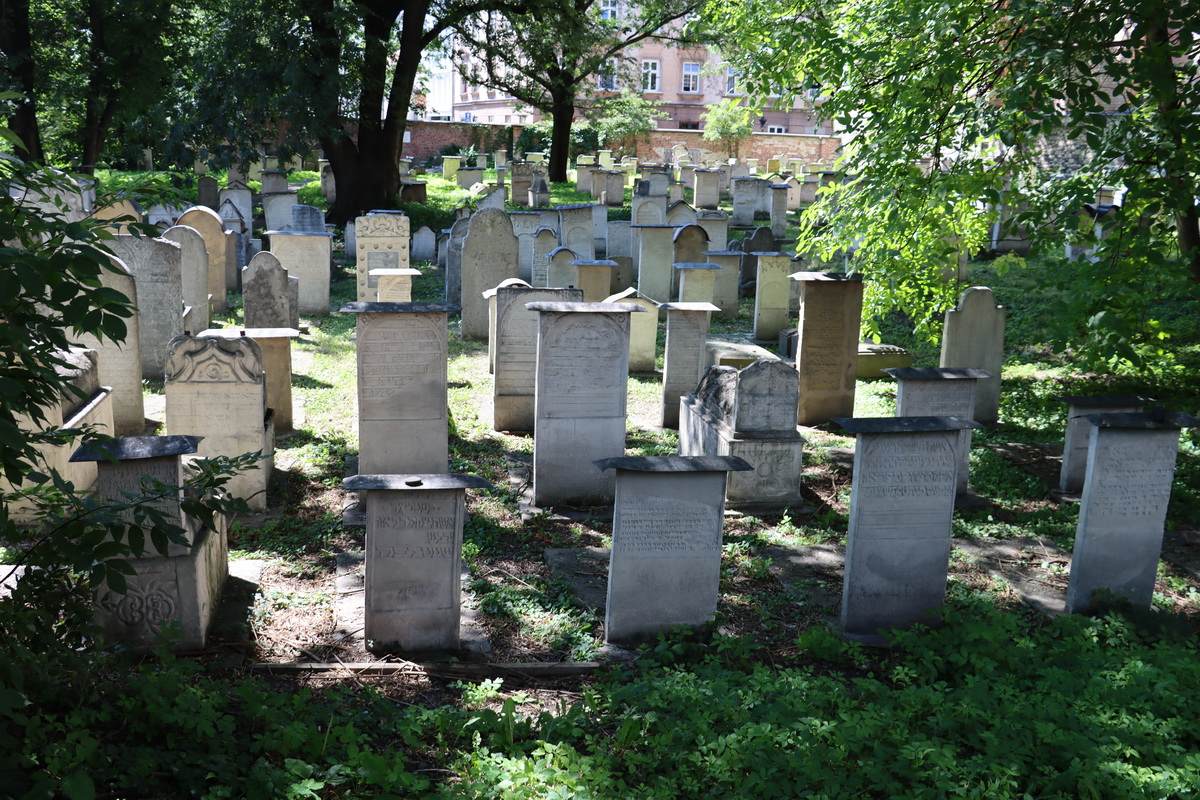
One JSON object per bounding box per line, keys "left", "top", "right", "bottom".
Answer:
{"left": 571, "top": 259, "right": 619, "bottom": 268}
{"left": 368, "top": 268, "right": 422, "bottom": 277}
{"left": 71, "top": 435, "right": 202, "bottom": 462}
{"left": 265, "top": 230, "right": 334, "bottom": 238}
{"left": 833, "top": 416, "right": 985, "bottom": 434}
{"left": 593, "top": 455, "right": 753, "bottom": 473}
{"left": 511, "top": 211, "right": 541, "bottom": 217}
{"left": 661, "top": 302, "right": 721, "bottom": 313}
{"left": 694, "top": 168, "right": 722, "bottom": 173}
{"left": 340, "top": 302, "right": 460, "bottom": 315}
{"left": 770, "top": 184, "right": 791, "bottom": 189}
{"left": 630, "top": 224, "right": 678, "bottom": 229}
{"left": 1055, "top": 395, "right": 1157, "bottom": 407}
{"left": 603, "top": 288, "right": 659, "bottom": 306}
{"left": 673, "top": 262, "right": 720, "bottom": 270}
{"left": 198, "top": 327, "right": 301, "bottom": 339}
{"left": 883, "top": 367, "right": 994, "bottom": 381}
{"left": 750, "top": 251, "right": 794, "bottom": 258}
{"left": 367, "top": 209, "right": 406, "bottom": 215}
{"left": 525, "top": 301, "right": 645, "bottom": 314}
{"left": 1082, "top": 411, "right": 1199, "bottom": 430}
{"left": 703, "top": 250, "right": 744, "bottom": 257}
{"left": 483, "top": 278, "right": 532, "bottom": 299}
{"left": 788, "top": 271, "right": 863, "bottom": 282}
{"left": 343, "top": 473, "right": 493, "bottom": 491}
{"left": 555, "top": 203, "right": 597, "bottom": 210}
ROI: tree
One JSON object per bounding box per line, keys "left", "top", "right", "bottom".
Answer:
{"left": 588, "top": 89, "right": 668, "bottom": 156}
{"left": 700, "top": 97, "right": 752, "bottom": 159}
{"left": 451, "top": 0, "right": 704, "bottom": 183}
{"left": 704, "top": 0, "right": 1200, "bottom": 368}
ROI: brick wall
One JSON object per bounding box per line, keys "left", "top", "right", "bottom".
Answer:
{"left": 402, "top": 120, "right": 523, "bottom": 165}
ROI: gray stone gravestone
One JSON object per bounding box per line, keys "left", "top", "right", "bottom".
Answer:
{"left": 660, "top": 302, "right": 718, "bottom": 429}
{"left": 1056, "top": 395, "right": 1154, "bottom": 494}
{"left": 461, "top": 209, "right": 519, "bottom": 340}
{"left": 557, "top": 204, "right": 596, "bottom": 260}
{"left": 109, "top": 234, "right": 183, "bottom": 381}
{"left": 791, "top": 272, "right": 864, "bottom": 425}
{"left": 493, "top": 285, "right": 583, "bottom": 432}
{"left": 355, "top": 213, "right": 411, "bottom": 302}
{"left": 268, "top": 231, "right": 332, "bottom": 315}
{"left": 292, "top": 204, "right": 326, "bottom": 232}
{"left": 75, "top": 254, "right": 144, "bottom": 434}
{"left": 633, "top": 224, "right": 676, "bottom": 303}
{"left": 411, "top": 225, "right": 437, "bottom": 262}
{"left": 163, "top": 224, "right": 211, "bottom": 335}
{"left": 940, "top": 287, "right": 1005, "bottom": 423}
{"left": 199, "top": 327, "right": 301, "bottom": 433}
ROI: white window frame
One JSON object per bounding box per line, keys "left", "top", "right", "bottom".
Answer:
{"left": 598, "top": 60, "right": 617, "bottom": 91}
{"left": 682, "top": 62, "right": 701, "bottom": 93}
{"left": 642, "top": 60, "right": 661, "bottom": 93}
{"left": 600, "top": 0, "right": 619, "bottom": 20}
{"left": 767, "top": 125, "right": 788, "bottom": 134}
{"left": 726, "top": 65, "right": 741, "bottom": 95}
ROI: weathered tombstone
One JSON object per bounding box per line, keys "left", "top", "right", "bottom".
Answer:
{"left": 292, "top": 204, "right": 325, "bottom": 232}
{"left": 528, "top": 171, "right": 551, "bottom": 207}
{"left": 217, "top": 190, "right": 249, "bottom": 234}
{"left": 436, "top": 231, "right": 450, "bottom": 268}
{"left": 198, "top": 176, "right": 219, "bottom": 210}
{"left": 411, "top": 225, "right": 436, "bottom": 262}
{"left": 162, "top": 225, "right": 211, "bottom": 335}
{"left": 531, "top": 227, "right": 560, "bottom": 287}
{"left": 606, "top": 219, "right": 632, "bottom": 259}
{"left": 835, "top": 416, "right": 983, "bottom": 643}
{"left": 460, "top": 209, "right": 519, "bottom": 340}
{"left": 1056, "top": 395, "right": 1153, "bottom": 494}
{"left": 509, "top": 211, "right": 543, "bottom": 282}
{"left": 456, "top": 167, "right": 484, "bottom": 189}
{"left": 268, "top": 231, "right": 333, "bottom": 315}
{"left": 600, "top": 170, "right": 626, "bottom": 206}
{"left": 492, "top": 286, "right": 583, "bottom": 432}
{"left": 598, "top": 455, "right": 751, "bottom": 645}
{"left": 696, "top": 209, "right": 729, "bottom": 251}
{"left": 108, "top": 234, "right": 183, "bottom": 381}
{"left": 884, "top": 367, "right": 993, "bottom": 493}
{"left": 74, "top": 255, "right": 144, "bottom": 434}
{"left": 164, "top": 335, "right": 272, "bottom": 510}
{"left": 741, "top": 227, "right": 776, "bottom": 287}
{"left": 666, "top": 200, "right": 697, "bottom": 227}
{"left": 528, "top": 301, "right": 641, "bottom": 506}
{"left": 750, "top": 252, "right": 794, "bottom": 342}
{"left": 576, "top": 164, "right": 596, "bottom": 194}
{"left": 485, "top": 278, "right": 530, "bottom": 373}
{"left": 342, "top": 473, "right": 491, "bottom": 653}
{"left": 1065, "top": 412, "right": 1199, "bottom": 615}
{"left": 791, "top": 272, "right": 865, "bottom": 425}
{"left": 571, "top": 259, "right": 618, "bottom": 302}
{"left": 176, "top": 206, "right": 231, "bottom": 309}
{"left": 342, "top": 302, "right": 453, "bottom": 475}
{"left": 660, "top": 302, "right": 718, "bottom": 429}
{"left": 546, "top": 246, "right": 580, "bottom": 289}
{"left": 633, "top": 224, "right": 676, "bottom": 303}
{"left": 703, "top": 250, "right": 742, "bottom": 319}
{"left": 693, "top": 169, "right": 721, "bottom": 209}
{"left": 70, "top": 435, "right": 226, "bottom": 651}
{"left": 731, "top": 178, "right": 761, "bottom": 227}
{"left": 262, "top": 191, "right": 298, "bottom": 235}
{"left": 372, "top": 268, "right": 423, "bottom": 302}
{"left": 769, "top": 185, "right": 790, "bottom": 238}
{"left": 510, "top": 162, "right": 533, "bottom": 207}
{"left": 199, "top": 327, "right": 301, "bottom": 432}
{"left": 442, "top": 155, "right": 460, "bottom": 182}
{"left": 679, "top": 361, "right": 807, "bottom": 509}
{"left": 557, "top": 204, "right": 596, "bottom": 260}
{"left": 444, "top": 218, "right": 469, "bottom": 304}
{"left": 260, "top": 169, "right": 289, "bottom": 194}
{"left": 675, "top": 262, "right": 720, "bottom": 305}
{"left": 604, "top": 289, "right": 659, "bottom": 374}
{"left": 673, "top": 223, "right": 709, "bottom": 266}
{"left": 355, "top": 213, "right": 411, "bottom": 303}
{"left": 939, "top": 287, "right": 1005, "bottom": 424}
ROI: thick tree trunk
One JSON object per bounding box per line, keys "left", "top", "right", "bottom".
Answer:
{"left": 548, "top": 95, "right": 575, "bottom": 183}
{"left": 1176, "top": 206, "right": 1200, "bottom": 283}
{"left": 0, "top": 0, "right": 43, "bottom": 161}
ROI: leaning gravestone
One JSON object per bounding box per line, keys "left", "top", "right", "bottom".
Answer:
{"left": 444, "top": 218, "right": 469, "bottom": 306}
{"left": 292, "top": 204, "right": 326, "bottom": 232}
{"left": 74, "top": 254, "right": 145, "bottom": 434}
{"left": 1064, "top": 411, "right": 1199, "bottom": 615}
{"left": 660, "top": 302, "right": 718, "bottom": 429}
{"left": 940, "top": 287, "right": 1005, "bottom": 424}
{"left": 791, "top": 272, "right": 864, "bottom": 425}
{"left": 460, "top": 209, "right": 519, "bottom": 340}
{"left": 164, "top": 335, "right": 273, "bottom": 510}
{"left": 597, "top": 455, "right": 751, "bottom": 645}
{"left": 242, "top": 252, "right": 292, "bottom": 329}
{"left": 355, "top": 213, "right": 411, "bottom": 303}
{"left": 108, "top": 234, "right": 183, "bottom": 381}
{"left": 342, "top": 473, "right": 491, "bottom": 653}
{"left": 834, "top": 416, "right": 982, "bottom": 643}
{"left": 1056, "top": 396, "right": 1153, "bottom": 494}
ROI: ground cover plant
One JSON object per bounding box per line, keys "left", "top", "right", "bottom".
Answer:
{"left": 3, "top": 172, "right": 1200, "bottom": 798}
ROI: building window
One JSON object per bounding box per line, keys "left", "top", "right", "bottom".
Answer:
{"left": 642, "top": 60, "right": 660, "bottom": 92}
{"left": 679, "top": 121, "right": 700, "bottom": 130}
{"left": 768, "top": 125, "right": 788, "bottom": 134}
{"left": 600, "top": 0, "right": 619, "bottom": 20}
{"left": 726, "top": 66, "right": 741, "bottom": 95}
{"left": 682, "top": 62, "right": 701, "bottom": 93}
{"left": 598, "top": 60, "right": 617, "bottom": 91}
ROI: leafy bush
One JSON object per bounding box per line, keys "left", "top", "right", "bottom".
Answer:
{"left": 296, "top": 179, "right": 328, "bottom": 211}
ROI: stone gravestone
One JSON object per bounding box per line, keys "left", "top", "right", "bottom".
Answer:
{"left": 1064, "top": 411, "right": 1199, "bottom": 615}
{"left": 69, "top": 435, "right": 226, "bottom": 651}
{"left": 660, "top": 302, "right": 718, "bottom": 429}
{"left": 604, "top": 289, "right": 659, "bottom": 374}
{"left": 835, "top": 416, "right": 983, "bottom": 644}
{"left": 1056, "top": 395, "right": 1153, "bottom": 494}
{"left": 693, "top": 169, "right": 721, "bottom": 209}
{"left": 675, "top": 262, "right": 719, "bottom": 305}
{"left": 355, "top": 213, "right": 411, "bottom": 303}
{"left": 571, "top": 259, "right": 617, "bottom": 302}
{"left": 197, "top": 176, "right": 219, "bottom": 211}
{"left": 73, "top": 255, "right": 144, "bottom": 435}
{"left": 372, "top": 268, "right": 422, "bottom": 302}
{"left": 509, "top": 211, "right": 543, "bottom": 283}
{"left": 791, "top": 272, "right": 864, "bottom": 425}
{"left": 546, "top": 247, "right": 580, "bottom": 289}
{"left": 666, "top": 201, "right": 697, "bottom": 227}
{"left": 741, "top": 227, "right": 776, "bottom": 288}
{"left": 411, "top": 225, "right": 436, "bottom": 262}
{"left": 342, "top": 302, "right": 454, "bottom": 475}
{"left": 292, "top": 204, "right": 326, "bottom": 232}
{"left": 751, "top": 252, "right": 794, "bottom": 342}
{"left": 703, "top": 250, "right": 742, "bottom": 318}
{"left": 109, "top": 234, "right": 183, "bottom": 381}
{"left": 164, "top": 335, "right": 273, "bottom": 510}
{"left": 342, "top": 473, "right": 491, "bottom": 653}
{"left": 199, "top": 327, "right": 301, "bottom": 433}
{"left": 884, "top": 367, "right": 993, "bottom": 493}
{"left": 162, "top": 224, "right": 211, "bottom": 335}
{"left": 528, "top": 301, "right": 641, "bottom": 506}
{"left": 531, "top": 227, "right": 560, "bottom": 287}
{"left": 220, "top": 184, "right": 253, "bottom": 236}
{"left": 484, "top": 278, "right": 530, "bottom": 373}
{"left": 696, "top": 209, "right": 728, "bottom": 251}
{"left": 176, "top": 206, "right": 231, "bottom": 311}
{"left": 444, "top": 218, "right": 469, "bottom": 304}
{"left": 939, "top": 287, "right": 1005, "bottom": 424}
{"left": 460, "top": 209, "right": 519, "bottom": 340}
{"left": 269, "top": 231, "right": 332, "bottom": 315}
{"left": 492, "top": 286, "right": 583, "bottom": 432}
{"left": 679, "top": 361, "right": 807, "bottom": 510}
{"left": 557, "top": 204, "right": 596, "bottom": 260}
{"left": 769, "top": 185, "right": 790, "bottom": 238}
{"left": 510, "top": 162, "right": 533, "bottom": 207}
{"left": 597, "top": 455, "right": 751, "bottom": 645}
{"left": 672, "top": 224, "right": 709, "bottom": 291}
{"left": 242, "top": 252, "right": 291, "bottom": 330}
{"left": 633, "top": 224, "right": 676, "bottom": 303}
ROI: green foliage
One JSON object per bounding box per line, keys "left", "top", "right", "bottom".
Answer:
{"left": 516, "top": 121, "right": 599, "bottom": 162}
{"left": 296, "top": 179, "right": 328, "bottom": 211}
{"left": 93, "top": 169, "right": 199, "bottom": 209}
{"left": 700, "top": 99, "right": 754, "bottom": 159}
{"left": 586, "top": 90, "right": 669, "bottom": 155}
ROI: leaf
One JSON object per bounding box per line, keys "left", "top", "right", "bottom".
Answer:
{"left": 60, "top": 772, "right": 95, "bottom": 800}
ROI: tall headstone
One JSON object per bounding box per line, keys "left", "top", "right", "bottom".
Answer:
{"left": 108, "top": 234, "right": 183, "bottom": 381}
{"left": 598, "top": 455, "right": 751, "bottom": 645}
{"left": 791, "top": 272, "right": 865, "bottom": 425}
{"left": 176, "top": 206, "right": 231, "bottom": 310}
{"left": 531, "top": 227, "right": 560, "bottom": 287}
{"left": 411, "top": 225, "right": 436, "bottom": 262}
{"left": 292, "top": 204, "right": 325, "bottom": 232}
{"left": 939, "top": 287, "right": 1005, "bottom": 423}
{"left": 751, "top": 252, "right": 794, "bottom": 342}
{"left": 769, "top": 185, "right": 790, "bottom": 238}
{"left": 558, "top": 204, "right": 596, "bottom": 260}
{"left": 342, "top": 473, "right": 491, "bottom": 653}
{"left": 162, "top": 224, "right": 211, "bottom": 335}
{"left": 164, "top": 335, "right": 273, "bottom": 510}
{"left": 460, "top": 209, "right": 519, "bottom": 340}
{"left": 355, "top": 213, "right": 411, "bottom": 303}
{"left": 510, "top": 162, "right": 533, "bottom": 207}
{"left": 693, "top": 169, "right": 721, "bottom": 209}
{"left": 572, "top": 259, "right": 618, "bottom": 302}
{"left": 269, "top": 231, "right": 333, "bottom": 315}
{"left": 1056, "top": 395, "right": 1153, "bottom": 494}
{"left": 444, "top": 218, "right": 469, "bottom": 304}
{"left": 1065, "top": 412, "right": 1198, "bottom": 614}
{"left": 633, "top": 224, "right": 676, "bottom": 303}
{"left": 199, "top": 327, "right": 301, "bottom": 432}
{"left": 342, "top": 302, "right": 453, "bottom": 475}
{"left": 546, "top": 247, "right": 580, "bottom": 289}
{"left": 696, "top": 209, "right": 728, "bottom": 251}
{"left": 604, "top": 289, "right": 659, "bottom": 374}
{"left": 703, "top": 250, "right": 742, "bottom": 318}
{"left": 76, "top": 255, "right": 144, "bottom": 434}
{"left": 242, "top": 252, "right": 291, "bottom": 329}
{"left": 509, "top": 211, "right": 543, "bottom": 283}
{"left": 660, "top": 302, "right": 718, "bottom": 429}
{"left": 835, "top": 416, "right": 983, "bottom": 643}
{"left": 675, "top": 262, "right": 720, "bottom": 305}
{"left": 528, "top": 302, "right": 641, "bottom": 506}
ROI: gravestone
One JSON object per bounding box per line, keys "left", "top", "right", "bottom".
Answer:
{"left": 696, "top": 209, "right": 729, "bottom": 251}
{"left": 673, "top": 223, "right": 709, "bottom": 267}
{"left": 791, "top": 272, "right": 864, "bottom": 425}
{"left": 70, "top": 435, "right": 226, "bottom": 651}
{"left": 510, "top": 162, "right": 533, "bottom": 207}
{"left": 164, "top": 335, "right": 273, "bottom": 510}
{"left": 492, "top": 286, "right": 583, "bottom": 432}
{"left": 260, "top": 169, "right": 288, "bottom": 194}
{"left": 694, "top": 169, "right": 721, "bottom": 209}
{"left": 741, "top": 227, "right": 777, "bottom": 287}
{"left": 342, "top": 303, "right": 453, "bottom": 475}
{"left": 660, "top": 302, "right": 718, "bottom": 429}
{"left": 176, "top": 206, "right": 231, "bottom": 309}
{"left": 1056, "top": 395, "right": 1153, "bottom": 494}
{"left": 242, "top": 252, "right": 291, "bottom": 329}
{"left": 163, "top": 224, "right": 211, "bottom": 334}
{"left": 884, "top": 367, "right": 993, "bottom": 493}
{"left": 769, "top": 185, "right": 790, "bottom": 238}
{"left": 606, "top": 220, "right": 632, "bottom": 258}
{"left": 531, "top": 227, "right": 560, "bottom": 287}
{"left": 546, "top": 247, "right": 580, "bottom": 289}
{"left": 679, "top": 361, "right": 807, "bottom": 509}
{"left": 109, "top": 234, "right": 183, "bottom": 381}
{"left": 292, "top": 204, "right": 325, "bottom": 232}
{"left": 528, "top": 301, "right": 641, "bottom": 506}
{"left": 411, "top": 226, "right": 436, "bottom": 262}
{"left": 199, "top": 327, "right": 301, "bottom": 432}
{"left": 509, "top": 211, "right": 543, "bottom": 282}
{"left": 456, "top": 167, "right": 484, "bottom": 189}
{"left": 261, "top": 192, "right": 297, "bottom": 238}
{"left": 731, "top": 178, "right": 763, "bottom": 227}
{"left": 444, "top": 218, "right": 469, "bottom": 304}
{"left": 571, "top": 259, "right": 617, "bottom": 302}
{"left": 342, "top": 473, "right": 491, "bottom": 653}
{"left": 460, "top": 209, "right": 519, "bottom": 340}
{"left": 675, "top": 262, "right": 720, "bottom": 305}
{"left": 528, "top": 172, "right": 551, "bottom": 207}
{"left": 633, "top": 224, "right": 676, "bottom": 303}
{"left": 604, "top": 289, "right": 659, "bottom": 374}
{"left": 1064, "top": 412, "right": 1198, "bottom": 615}
{"left": 835, "top": 416, "right": 983, "bottom": 643}
{"left": 269, "top": 231, "right": 332, "bottom": 315}
{"left": 939, "top": 287, "right": 1005, "bottom": 423}
{"left": 75, "top": 255, "right": 144, "bottom": 434}
{"left": 217, "top": 190, "right": 249, "bottom": 234}
{"left": 197, "top": 176, "right": 219, "bottom": 211}
{"left": 442, "top": 155, "right": 460, "bottom": 182}
{"left": 666, "top": 201, "right": 697, "bottom": 227}
{"left": 751, "top": 252, "right": 794, "bottom": 342}
{"left": 598, "top": 455, "right": 751, "bottom": 645}
{"left": 436, "top": 231, "right": 449, "bottom": 267}
{"left": 558, "top": 204, "right": 596, "bottom": 260}
{"left": 703, "top": 250, "right": 741, "bottom": 318}
{"left": 355, "top": 213, "right": 411, "bottom": 303}
{"left": 485, "top": 278, "right": 530, "bottom": 373}
{"left": 372, "top": 268, "right": 422, "bottom": 302}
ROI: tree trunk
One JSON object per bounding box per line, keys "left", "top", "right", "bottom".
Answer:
{"left": 548, "top": 95, "right": 575, "bottom": 183}
{"left": 0, "top": 0, "right": 43, "bottom": 161}
{"left": 1176, "top": 206, "right": 1200, "bottom": 283}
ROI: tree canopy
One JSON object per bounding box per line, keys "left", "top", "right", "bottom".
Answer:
{"left": 704, "top": 0, "right": 1200, "bottom": 369}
